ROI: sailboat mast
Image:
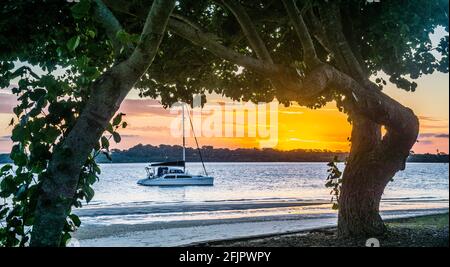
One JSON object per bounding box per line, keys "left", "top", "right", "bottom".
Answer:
{"left": 182, "top": 103, "right": 186, "bottom": 171}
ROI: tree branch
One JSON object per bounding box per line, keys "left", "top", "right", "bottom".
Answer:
{"left": 220, "top": 0, "right": 273, "bottom": 63}
{"left": 122, "top": 0, "right": 176, "bottom": 78}
{"left": 93, "top": 0, "right": 126, "bottom": 56}
{"left": 281, "top": 0, "right": 321, "bottom": 68}
{"left": 167, "top": 17, "right": 282, "bottom": 75}
{"left": 318, "top": 2, "right": 370, "bottom": 86}
{"left": 300, "top": 64, "right": 418, "bottom": 166}
{"left": 304, "top": 9, "right": 332, "bottom": 54}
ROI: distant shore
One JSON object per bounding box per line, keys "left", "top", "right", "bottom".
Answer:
{"left": 2, "top": 150, "right": 447, "bottom": 164}
{"left": 205, "top": 213, "right": 449, "bottom": 247}
{"left": 1, "top": 143, "right": 448, "bottom": 164}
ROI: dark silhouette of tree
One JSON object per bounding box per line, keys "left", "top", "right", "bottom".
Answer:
{"left": 100, "top": 0, "right": 448, "bottom": 237}
{"left": 0, "top": 0, "right": 448, "bottom": 246}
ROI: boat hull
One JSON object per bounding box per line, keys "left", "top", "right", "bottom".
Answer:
{"left": 137, "top": 176, "right": 214, "bottom": 186}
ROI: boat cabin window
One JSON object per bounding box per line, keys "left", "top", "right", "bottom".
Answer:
{"left": 176, "top": 175, "right": 191, "bottom": 178}
{"left": 164, "top": 175, "right": 176, "bottom": 179}
{"left": 169, "top": 169, "right": 184, "bottom": 174}
{"left": 157, "top": 167, "right": 168, "bottom": 177}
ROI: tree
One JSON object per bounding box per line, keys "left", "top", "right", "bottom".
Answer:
{"left": 0, "top": 0, "right": 448, "bottom": 247}
{"left": 0, "top": 0, "right": 176, "bottom": 246}
{"left": 99, "top": 0, "right": 448, "bottom": 237}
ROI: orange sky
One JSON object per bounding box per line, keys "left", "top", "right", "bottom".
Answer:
{"left": 0, "top": 70, "right": 448, "bottom": 154}
{"left": 57, "top": 68, "right": 445, "bottom": 154}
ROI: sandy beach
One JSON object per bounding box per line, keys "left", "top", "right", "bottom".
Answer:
{"left": 73, "top": 202, "right": 448, "bottom": 247}
{"left": 208, "top": 213, "right": 449, "bottom": 247}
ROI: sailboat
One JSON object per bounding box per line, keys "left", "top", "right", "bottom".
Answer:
{"left": 137, "top": 103, "right": 214, "bottom": 186}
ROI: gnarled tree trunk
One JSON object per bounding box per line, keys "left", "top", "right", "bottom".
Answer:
{"left": 338, "top": 115, "right": 387, "bottom": 237}
{"left": 301, "top": 63, "right": 419, "bottom": 238}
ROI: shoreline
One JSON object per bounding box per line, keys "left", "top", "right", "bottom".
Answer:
{"left": 74, "top": 208, "right": 448, "bottom": 247}
{"left": 205, "top": 213, "right": 449, "bottom": 247}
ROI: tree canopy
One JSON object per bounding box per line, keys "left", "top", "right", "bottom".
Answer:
{"left": 0, "top": 0, "right": 448, "bottom": 246}
{"left": 107, "top": 0, "right": 449, "bottom": 106}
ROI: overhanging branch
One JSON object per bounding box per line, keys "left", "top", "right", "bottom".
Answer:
{"left": 93, "top": 0, "right": 126, "bottom": 56}
{"left": 124, "top": 0, "right": 176, "bottom": 76}
{"left": 167, "top": 17, "right": 282, "bottom": 75}
{"left": 220, "top": 0, "right": 274, "bottom": 63}
{"left": 281, "top": 0, "right": 320, "bottom": 68}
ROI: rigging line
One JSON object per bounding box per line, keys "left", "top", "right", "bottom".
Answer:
{"left": 185, "top": 104, "right": 208, "bottom": 176}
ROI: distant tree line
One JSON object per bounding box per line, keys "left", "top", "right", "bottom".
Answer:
{"left": 16, "top": 144, "right": 450, "bottom": 164}
{"left": 0, "top": 144, "right": 448, "bottom": 164}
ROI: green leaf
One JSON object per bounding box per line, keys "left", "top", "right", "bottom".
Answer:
{"left": 112, "top": 132, "right": 121, "bottom": 143}
{"left": 115, "top": 30, "right": 130, "bottom": 44}
{"left": 61, "top": 232, "right": 72, "bottom": 247}
{"left": 67, "top": 36, "right": 81, "bottom": 52}
{"left": 0, "top": 164, "right": 13, "bottom": 173}
{"left": 15, "top": 184, "right": 28, "bottom": 200}
{"left": 0, "top": 207, "right": 9, "bottom": 219}
{"left": 84, "top": 186, "right": 95, "bottom": 203}
{"left": 0, "top": 176, "right": 16, "bottom": 197}
{"left": 42, "top": 126, "right": 61, "bottom": 144}
{"left": 112, "top": 113, "right": 125, "bottom": 126}
{"left": 29, "top": 88, "right": 47, "bottom": 101}
{"left": 86, "top": 29, "right": 96, "bottom": 39}
{"left": 100, "top": 136, "right": 109, "bottom": 149}
{"left": 69, "top": 214, "right": 81, "bottom": 227}
{"left": 86, "top": 173, "right": 97, "bottom": 185}
{"left": 71, "top": 0, "right": 91, "bottom": 19}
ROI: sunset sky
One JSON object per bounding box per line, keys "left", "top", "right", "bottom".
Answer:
{"left": 1, "top": 26, "right": 449, "bottom": 155}
{"left": 1, "top": 68, "right": 448, "bottom": 154}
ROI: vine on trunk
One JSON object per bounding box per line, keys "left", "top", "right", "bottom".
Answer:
{"left": 325, "top": 156, "right": 343, "bottom": 210}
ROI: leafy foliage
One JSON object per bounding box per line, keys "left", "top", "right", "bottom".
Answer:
{"left": 128, "top": 0, "right": 449, "bottom": 106}
{"left": 0, "top": 0, "right": 125, "bottom": 247}
{"left": 0, "top": 0, "right": 448, "bottom": 246}
{"left": 325, "top": 156, "right": 343, "bottom": 210}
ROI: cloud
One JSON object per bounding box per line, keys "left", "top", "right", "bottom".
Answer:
{"left": 120, "top": 134, "right": 140, "bottom": 138}
{"left": 421, "top": 124, "right": 449, "bottom": 130}
{"left": 0, "top": 135, "right": 11, "bottom": 140}
{"left": 417, "top": 140, "right": 434, "bottom": 145}
{"left": 0, "top": 93, "right": 18, "bottom": 114}
{"left": 128, "top": 126, "right": 168, "bottom": 132}
{"left": 419, "top": 133, "right": 449, "bottom": 139}
{"left": 119, "top": 99, "right": 175, "bottom": 117}
{"left": 418, "top": 116, "right": 443, "bottom": 122}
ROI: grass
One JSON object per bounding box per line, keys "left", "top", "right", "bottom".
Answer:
{"left": 387, "top": 213, "right": 449, "bottom": 229}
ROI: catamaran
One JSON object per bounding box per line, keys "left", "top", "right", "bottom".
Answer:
{"left": 137, "top": 103, "right": 214, "bottom": 186}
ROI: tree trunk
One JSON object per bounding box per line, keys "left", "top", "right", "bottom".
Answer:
{"left": 301, "top": 65, "right": 420, "bottom": 238}
{"left": 337, "top": 114, "right": 416, "bottom": 238}
{"left": 338, "top": 115, "right": 387, "bottom": 237}
{"left": 30, "top": 0, "right": 176, "bottom": 246}
{"left": 30, "top": 70, "right": 131, "bottom": 246}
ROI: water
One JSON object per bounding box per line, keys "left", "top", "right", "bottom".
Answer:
{"left": 2, "top": 162, "right": 447, "bottom": 229}
{"left": 89, "top": 162, "right": 449, "bottom": 207}
{"left": 69, "top": 162, "right": 448, "bottom": 245}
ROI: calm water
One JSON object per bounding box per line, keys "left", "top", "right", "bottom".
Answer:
{"left": 89, "top": 162, "right": 449, "bottom": 207}
{"left": 75, "top": 162, "right": 448, "bottom": 245}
